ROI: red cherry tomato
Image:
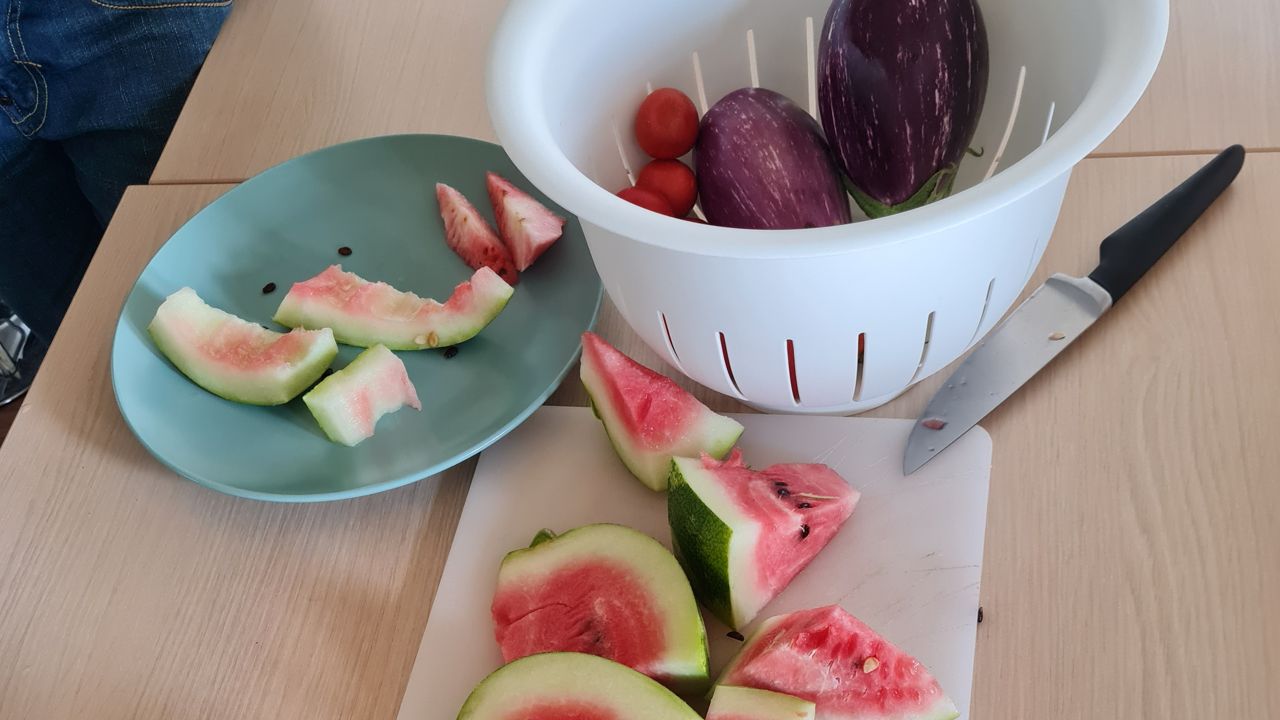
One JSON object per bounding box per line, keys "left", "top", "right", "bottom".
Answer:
{"left": 617, "top": 186, "right": 675, "bottom": 216}
{"left": 636, "top": 159, "right": 697, "bottom": 217}
{"left": 635, "top": 88, "right": 699, "bottom": 159}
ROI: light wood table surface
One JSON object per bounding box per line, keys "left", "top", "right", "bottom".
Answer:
{"left": 151, "top": 0, "right": 1280, "bottom": 185}
{"left": 1, "top": 154, "right": 1277, "bottom": 718}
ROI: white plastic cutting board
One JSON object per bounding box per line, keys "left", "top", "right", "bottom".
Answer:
{"left": 397, "top": 406, "right": 991, "bottom": 719}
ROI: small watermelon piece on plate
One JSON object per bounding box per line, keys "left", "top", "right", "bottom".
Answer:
{"left": 148, "top": 287, "right": 337, "bottom": 406}
{"left": 486, "top": 172, "right": 565, "bottom": 271}
{"left": 718, "top": 606, "right": 959, "bottom": 720}
{"left": 708, "top": 686, "right": 816, "bottom": 720}
{"left": 302, "top": 344, "right": 421, "bottom": 446}
{"left": 668, "top": 452, "right": 858, "bottom": 629}
{"left": 457, "top": 652, "right": 702, "bottom": 720}
{"left": 491, "top": 523, "right": 710, "bottom": 694}
{"left": 580, "top": 332, "right": 743, "bottom": 491}
{"left": 436, "top": 182, "right": 519, "bottom": 285}
{"left": 273, "top": 265, "right": 512, "bottom": 350}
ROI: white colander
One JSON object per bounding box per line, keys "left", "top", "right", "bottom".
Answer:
{"left": 487, "top": 0, "right": 1167, "bottom": 414}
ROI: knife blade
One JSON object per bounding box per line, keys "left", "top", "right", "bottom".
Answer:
{"left": 904, "top": 145, "right": 1246, "bottom": 475}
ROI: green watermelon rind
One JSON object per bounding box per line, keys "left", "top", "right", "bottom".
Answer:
{"left": 496, "top": 523, "right": 711, "bottom": 696}
{"left": 302, "top": 344, "right": 418, "bottom": 446}
{"left": 273, "top": 268, "right": 513, "bottom": 351}
{"left": 667, "top": 456, "right": 769, "bottom": 630}
{"left": 707, "top": 685, "right": 816, "bottom": 720}
{"left": 580, "top": 370, "right": 743, "bottom": 492}
{"left": 457, "top": 653, "right": 702, "bottom": 720}
{"left": 148, "top": 288, "right": 338, "bottom": 406}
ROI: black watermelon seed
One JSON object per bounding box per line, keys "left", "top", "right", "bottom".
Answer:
{"left": 727, "top": 631, "right": 745, "bottom": 641}
{"left": 321, "top": 368, "right": 334, "bottom": 378}
{"left": 773, "top": 481, "right": 788, "bottom": 487}
{"left": 977, "top": 606, "right": 984, "bottom": 624}
{"left": 799, "top": 524, "right": 810, "bottom": 539}
{"left": 338, "top": 246, "right": 353, "bottom": 256}
{"left": 776, "top": 488, "right": 791, "bottom": 498}
{"left": 261, "top": 282, "right": 277, "bottom": 294}
{"left": 442, "top": 346, "right": 459, "bottom": 359}
{"left": 797, "top": 502, "right": 813, "bottom": 509}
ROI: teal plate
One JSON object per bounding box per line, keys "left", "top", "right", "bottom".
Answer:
{"left": 111, "top": 135, "right": 602, "bottom": 502}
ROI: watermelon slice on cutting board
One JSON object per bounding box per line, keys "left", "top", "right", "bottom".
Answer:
{"left": 273, "top": 265, "right": 512, "bottom": 350}
{"left": 457, "top": 652, "right": 702, "bottom": 720}
{"left": 486, "top": 172, "right": 565, "bottom": 272}
{"left": 718, "top": 606, "right": 959, "bottom": 720}
{"left": 148, "top": 287, "right": 338, "bottom": 406}
{"left": 708, "top": 686, "right": 816, "bottom": 720}
{"left": 668, "top": 451, "right": 859, "bottom": 629}
{"left": 302, "top": 344, "right": 421, "bottom": 446}
{"left": 491, "top": 523, "right": 709, "bottom": 694}
{"left": 580, "top": 332, "right": 744, "bottom": 491}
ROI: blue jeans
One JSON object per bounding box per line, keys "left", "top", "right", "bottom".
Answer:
{"left": 0, "top": 0, "right": 230, "bottom": 340}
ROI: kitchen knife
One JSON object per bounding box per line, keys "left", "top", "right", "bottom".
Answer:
{"left": 904, "top": 145, "right": 1246, "bottom": 475}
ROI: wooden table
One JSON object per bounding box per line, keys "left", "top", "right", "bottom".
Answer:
{"left": 150, "top": 0, "right": 1280, "bottom": 184}
{"left": 3, "top": 1, "right": 1279, "bottom": 718}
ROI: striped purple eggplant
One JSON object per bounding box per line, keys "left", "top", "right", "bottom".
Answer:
{"left": 695, "top": 88, "right": 851, "bottom": 230}
{"left": 818, "top": 0, "right": 988, "bottom": 217}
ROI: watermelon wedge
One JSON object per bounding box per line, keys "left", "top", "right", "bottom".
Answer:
{"left": 708, "top": 686, "right": 816, "bottom": 720}
{"left": 486, "top": 172, "right": 565, "bottom": 271}
{"left": 580, "top": 332, "right": 743, "bottom": 491}
{"left": 491, "top": 523, "right": 709, "bottom": 694}
{"left": 436, "top": 182, "right": 519, "bottom": 285}
{"left": 668, "top": 452, "right": 859, "bottom": 629}
{"left": 273, "top": 265, "right": 512, "bottom": 350}
{"left": 457, "top": 652, "right": 702, "bottom": 720}
{"left": 148, "top": 287, "right": 337, "bottom": 406}
{"left": 718, "top": 606, "right": 959, "bottom": 720}
{"left": 302, "top": 344, "right": 421, "bottom": 446}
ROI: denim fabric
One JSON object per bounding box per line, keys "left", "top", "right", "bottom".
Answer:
{"left": 0, "top": 0, "right": 229, "bottom": 339}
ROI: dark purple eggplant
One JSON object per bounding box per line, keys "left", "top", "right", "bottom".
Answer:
{"left": 818, "top": 0, "right": 988, "bottom": 217}
{"left": 695, "top": 88, "right": 851, "bottom": 230}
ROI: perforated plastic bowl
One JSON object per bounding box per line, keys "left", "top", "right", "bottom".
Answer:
{"left": 488, "top": 0, "right": 1167, "bottom": 413}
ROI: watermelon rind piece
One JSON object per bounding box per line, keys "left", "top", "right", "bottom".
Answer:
{"left": 667, "top": 455, "right": 858, "bottom": 629}
{"left": 457, "top": 652, "right": 703, "bottom": 720}
{"left": 273, "top": 265, "right": 512, "bottom": 350}
{"left": 148, "top": 287, "right": 338, "bottom": 406}
{"left": 707, "top": 686, "right": 816, "bottom": 720}
{"left": 579, "top": 332, "right": 743, "bottom": 491}
{"left": 493, "top": 523, "right": 710, "bottom": 695}
{"left": 302, "top": 344, "right": 421, "bottom": 446}
{"left": 717, "top": 607, "right": 960, "bottom": 720}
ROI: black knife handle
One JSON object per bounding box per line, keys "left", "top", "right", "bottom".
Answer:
{"left": 1088, "top": 145, "right": 1245, "bottom": 303}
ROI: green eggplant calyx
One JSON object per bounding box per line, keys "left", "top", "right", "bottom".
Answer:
{"left": 847, "top": 165, "right": 958, "bottom": 219}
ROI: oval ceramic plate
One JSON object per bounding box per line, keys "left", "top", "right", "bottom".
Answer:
{"left": 111, "top": 135, "right": 601, "bottom": 502}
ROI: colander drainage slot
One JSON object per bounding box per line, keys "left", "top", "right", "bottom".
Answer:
{"left": 852, "top": 332, "right": 866, "bottom": 402}
{"left": 965, "top": 279, "right": 997, "bottom": 348}
{"left": 786, "top": 339, "right": 800, "bottom": 405}
{"left": 984, "top": 65, "right": 1027, "bottom": 181}
{"left": 612, "top": 117, "right": 637, "bottom": 186}
{"left": 718, "top": 332, "right": 744, "bottom": 399}
{"left": 660, "top": 312, "right": 682, "bottom": 368}
{"left": 746, "top": 29, "right": 760, "bottom": 89}
{"left": 908, "top": 312, "right": 937, "bottom": 385}
{"left": 691, "top": 51, "right": 710, "bottom": 116}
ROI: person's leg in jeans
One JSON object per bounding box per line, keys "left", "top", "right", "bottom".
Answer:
{"left": 0, "top": 0, "right": 229, "bottom": 400}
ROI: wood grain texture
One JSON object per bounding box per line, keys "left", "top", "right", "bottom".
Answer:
{"left": 151, "top": 0, "right": 502, "bottom": 184}
{"left": 1095, "top": 0, "right": 1280, "bottom": 155}
{"left": 0, "top": 185, "right": 470, "bottom": 720}
{"left": 153, "top": 0, "right": 1280, "bottom": 185}
{"left": 1, "top": 161, "right": 1276, "bottom": 718}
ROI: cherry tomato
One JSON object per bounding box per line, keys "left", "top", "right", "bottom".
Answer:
{"left": 617, "top": 186, "right": 675, "bottom": 216}
{"left": 636, "top": 159, "right": 697, "bottom": 217}
{"left": 635, "top": 88, "right": 699, "bottom": 159}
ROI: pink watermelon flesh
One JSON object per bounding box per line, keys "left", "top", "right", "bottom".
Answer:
{"left": 668, "top": 452, "right": 859, "bottom": 629}
{"left": 273, "top": 265, "right": 512, "bottom": 350}
{"left": 517, "top": 701, "right": 617, "bottom": 720}
{"left": 486, "top": 172, "right": 565, "bottom": 271}
{"left": 580, "top": 332, "right": 743, "bottom": 491}
{"left": 437, "top": 182, "right": 519, "bottom": 285}
{"left": 718, "top": 606, "right": 959, "bottom": 720}
{"left": 490, "top": 524, "right": 709, "bottom": 694}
